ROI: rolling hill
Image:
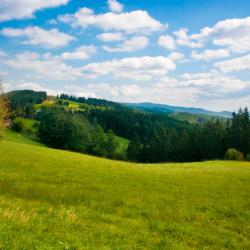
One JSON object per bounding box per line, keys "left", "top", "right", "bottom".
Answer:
{"left": 0, "top": 131, "right": 249, "bottom": 249}
{"left": 124, "top": 102, "right": 232, "bottom": 118}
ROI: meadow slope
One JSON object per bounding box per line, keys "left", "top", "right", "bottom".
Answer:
{"left": 0, "top": 133, "right": 250, "bottom": 249}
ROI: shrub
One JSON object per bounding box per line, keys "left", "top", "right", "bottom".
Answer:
{"left": 12, "top": 120, "right": 25, "bottom": 133}
{"left": 246, "top": 154, "right": 250, "bottom": 161}
{"left": 225, "top": 148, "right": 244, "bottom": 161}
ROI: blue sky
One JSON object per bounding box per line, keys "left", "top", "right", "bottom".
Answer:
{"left": 0, "top": 0, "right": 250, "bottom": 111}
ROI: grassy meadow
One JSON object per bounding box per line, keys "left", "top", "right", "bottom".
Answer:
{"left": 0, "top": 131, "right": 250, "bottom": 249}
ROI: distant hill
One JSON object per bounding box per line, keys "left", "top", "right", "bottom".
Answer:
{"left": 124, "top": 102, "right": 232, "bottom": 118}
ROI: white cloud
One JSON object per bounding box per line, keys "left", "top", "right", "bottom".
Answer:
{"left": 215, "top": 54, "right": 250, "bottom": 73}
{"left": 191, "top": 49, "right": 230, "bottom": 61}
{"left": 59, "top": 8, "right": 164, "bottom": 34}
{"left": 173, "top": 28, "right": 203, "bottom": 48}
{"left": 158, "top": 35, "right": 176, "bottom": 50}
{"left": 0, "top": 0, "right": 69, "bottom": 22}
{"left": 178, "top": 16, "right": 250, "bottom": 53}
{"left": 1, "top": 26, "right": 76, "bottom": 48}
{"left": 97, "top": 32, "right": 124, "bottom": 42}
{"left": 4, "top": 81, "right": 58, "bottom": 96}
{"left": 168, "top": 52, "right": 185, "bottom": 61}
{"left": 108, "top": 0, "right": 124, "bottom": 13}
{"left": 0, "top": 70, "right": 9, "bottom": 78}
{"left": 0, "top": 50, "right": 6, "bottom": 57}
{"left": 1, "top": 53, "right": 175, "bottom": 82}
{"left": 61, "top": 45, "right": 97, "bottom": 60}
{"left": 82, "top": 56, "right": 176, "bottom": 80}
{"left": 179, "top": 72, "right": 246, "bottom": 92}
{"left": 3, "top": 52, "right": 83, "bottom": 80}
{"left": 102, "top": 36, "right": 148, "bottom": 52}
{"left": 194, "top": 17, "right": 250, "bottom": 53}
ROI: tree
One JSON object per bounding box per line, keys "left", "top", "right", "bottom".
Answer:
{"left": 89, "top": 125, "right": 107, "bottom": 156}
{"left": 38, "top": 108, "right": 70, "bottom": 148}
{"left": 227, "top": 108, "right": 250, "bottom": 155}
{"left": 0, "top": 83, "right": 9, "bottom": 137}
{"left": 225, "top": 148, "right": 244, "bottom": 161}
{"left": 38, "top": 108, "right": 92, "bottom": 153}
{"left": 105, "top": 130, "right": 118, "bottom": 158}
{"left": 64, "top": 115, "right": 92, "bottom": 153}
{"left": 127, "top": 135, "right": 143, "bottom": 162}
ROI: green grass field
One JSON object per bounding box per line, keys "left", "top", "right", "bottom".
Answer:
{"left": 34, "top": 98, "right": 106, "bottom": 112}
{"left": 0, "top": 131, "right": 250, "bottom": 249}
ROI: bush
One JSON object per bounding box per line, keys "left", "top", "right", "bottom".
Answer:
{"left": 225, "top": 148, "right": 244, "bottom": 161}
{"left": 246, "top": 154, "right": 250, "bottom": 161}
{"left": 12, "top": 120, "right": 25, "bottom": 133}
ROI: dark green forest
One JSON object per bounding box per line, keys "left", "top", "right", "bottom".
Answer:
{"left": 4, "top": 90, "right": 250, "bottom": 163}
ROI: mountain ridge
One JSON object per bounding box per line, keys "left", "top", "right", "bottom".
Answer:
{"left": 123, "top": 102, "right": 232, "bottom": 118}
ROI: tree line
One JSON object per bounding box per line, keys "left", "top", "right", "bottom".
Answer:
{"left": 3, "top": 90, "right": 250, "bottom": 163}
{"left": 127, "top": 108, "right": 250, "bottom": 162}
{"left": 6, "top": 90, "right": 47, "bottom": 118}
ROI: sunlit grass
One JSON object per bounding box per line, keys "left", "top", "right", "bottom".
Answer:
{"left": 0, "top": 133, "right": 249, "bottom": 249}
{"left": 1, "top": 130, "right": 44, "bottom": 147}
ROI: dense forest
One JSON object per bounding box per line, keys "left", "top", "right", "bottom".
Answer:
{"left": 3, "top": 90, "right": 250, "bottom": 163}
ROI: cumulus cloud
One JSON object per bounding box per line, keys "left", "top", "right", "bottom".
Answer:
{"left": 0, "top": 49, "right": 6, "bottom": 57}
{"left": 102, "top": 36, "right": 149, "bottom": 52}
{"left": 158, "top": 35, "right": 176, "bottom": 50}
{"left": 61, "top": 45, "right": 97, "bottom": 60}
{"left": 58, "top": 8, "right": 164, "bottom": 34}
{"left": 108, "top": 0, "right": 124, "bottom": 13}
{"left": 191, "top": 49, "right": 230, "bottom": 61}
{"left": 1, "top": 26, "right": 76, "bottom": 48}
{"left": 193, "top": 16, "right": 250, "bottom": 53}
{"left": 168, "top": 52, "right": 185, "bottom": 61}
{"left": 176, "top": 16, "right": 250, "bottom": 53}
{"left": 3, "top": 52, "right": 83, "bottom": 80}
{"left": 82, "top": 56, "right": 176, "bottom": 80}
{"left": 0, "top": 0, "right": 69, "bottom": 22}
{"left": 97, "top": 32, "right": 124, "bottom": 42}
{"left": 173, "top": 28, "right": 203, "bottom": 48}
{"left": 215, "top": 54, "right": 250, "bottom": 73}
{"left": 2, "top": 52, "right": 176, "bottom": 82}
{"left": 4, "top": 81, "right": 58, "bottom": 96}
{"left": 179, "top": 72, "right": 246, "bottom": 92}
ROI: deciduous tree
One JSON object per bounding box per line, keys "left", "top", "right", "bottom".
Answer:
{"left": 0, "top": 82, "right": 9, "bottom": 136}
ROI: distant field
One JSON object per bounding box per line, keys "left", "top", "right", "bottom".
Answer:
{"left": 34, "top": 98, "right": 107, "bottom": 112}
{"left": 0, "top": 132, "right": 249, "bottom": 249}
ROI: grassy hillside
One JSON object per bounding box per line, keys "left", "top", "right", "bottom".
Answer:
{"left": 34, "top": 97, "right": 108, "bottom": 112}
{"left": 1, "top": 130, "right": 44, "bottom": 147}
{"left": 14, "top": 117, "right": 38, "bottom": 128}
{"left": 0, "top": 133, "right": 249, "bottom": 249}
